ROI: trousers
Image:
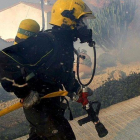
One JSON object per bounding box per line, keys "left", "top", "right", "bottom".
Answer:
{"left": 23, "top": 97, "right": 76, "bottom": 140}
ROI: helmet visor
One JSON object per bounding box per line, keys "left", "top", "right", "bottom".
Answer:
{"left": 83, "top": 4, "right": 96, "bottom": 19}
{"left": 79, "top": 16, "right": 94, "bottom": 29}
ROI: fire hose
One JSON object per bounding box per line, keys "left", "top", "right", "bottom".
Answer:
{"left": 0, "top": 90, "right": 68, "bottom": 117}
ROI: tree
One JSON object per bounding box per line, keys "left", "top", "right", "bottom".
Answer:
{"left": 89, "top": 0, "right": 137, "bottom": 51}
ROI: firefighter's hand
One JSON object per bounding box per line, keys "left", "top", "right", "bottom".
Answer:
{"left": 71, "top": 87, "right": 93, "bottom": 101}
{"left": 77, "top": 87, "right": 93, "bottom": 97}
{"left": 68, "top": 86, "right": 82, "bottom": 101}
{"left": 21, "top": 91, "right": 40, "bottom": 109}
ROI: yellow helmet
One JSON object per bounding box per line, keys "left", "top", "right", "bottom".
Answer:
{"left": 49, "top": 0, "right": 95, "bottom": 29}
{"left": 14, "top": 19, "right": 40, "bottom": 45}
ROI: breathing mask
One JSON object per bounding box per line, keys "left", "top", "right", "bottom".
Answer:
{"left": 76, "top": 16, "right": 93, "bottom": 44}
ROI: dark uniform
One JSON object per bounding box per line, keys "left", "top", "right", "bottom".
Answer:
{"left": 1, "top": 26, "right": 80, "bottom": 140}
{"left": 1, "top": 0, "right": 96, "bottom": 138}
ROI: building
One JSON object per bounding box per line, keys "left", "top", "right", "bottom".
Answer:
{"left": 0, "top": 0, "right": 107, "bottom": 40}
{"left": 0, "top": 1, "right": 53, "bottom": 40}
{"left": 0, "top": 37, "right": 14, "bottom": 49}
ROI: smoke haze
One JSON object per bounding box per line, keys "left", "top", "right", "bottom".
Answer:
{"left": 0, "top": 0, "right": 140, "bottom": 64}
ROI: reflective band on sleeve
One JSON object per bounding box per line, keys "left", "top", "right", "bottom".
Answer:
{"left": 26, "top": 72, "right": 35, "bottom": 81}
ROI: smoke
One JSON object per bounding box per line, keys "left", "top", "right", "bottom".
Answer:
{"left": 117, "top": 0, "right": 140, "bottom": 64}
{"left": 84, "top": 0, "right": 140, "bottom": 66}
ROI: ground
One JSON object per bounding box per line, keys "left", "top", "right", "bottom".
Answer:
{"left": 1, "top": 61, "right": 140, "bottom": 139}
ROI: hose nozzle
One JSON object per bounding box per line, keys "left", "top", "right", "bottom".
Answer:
{"left": 95, "top": 122, "right": 108, "bottom": 138}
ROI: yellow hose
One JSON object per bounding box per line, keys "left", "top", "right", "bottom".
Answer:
{"left": 0, "top": 91, "right": 68, "bottom": 117}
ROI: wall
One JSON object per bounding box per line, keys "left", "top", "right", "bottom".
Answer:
{"left": 0, "top": 3, "right": 45, "bottom": 39}
{"left": 0, "top": 38, "right": 13, "bottom": 49}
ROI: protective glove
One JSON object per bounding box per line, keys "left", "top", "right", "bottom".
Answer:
{"left": 21, "top": 90, "right": 40, "bottom": 109}
{"left": 68, "top": 86, "right": 82, "bottom": 101}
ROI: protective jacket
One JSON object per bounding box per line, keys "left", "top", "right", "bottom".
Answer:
{"left": 0, "top": 26, "right": 78, "bottom": 139}
{"left": 1, "top": 26, "right": 80, "bottom": 98}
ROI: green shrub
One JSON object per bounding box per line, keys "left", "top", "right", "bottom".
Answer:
{"left": 89, "top": 0, "right": 137, "bottom": 50}
{"left": 91, "top": 72, "right": 140, "bottom": 108}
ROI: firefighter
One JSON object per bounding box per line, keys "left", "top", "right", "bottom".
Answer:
{"left": 1, "top": 0, "right": 95, "bottom": 139}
